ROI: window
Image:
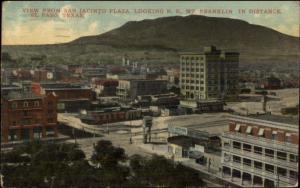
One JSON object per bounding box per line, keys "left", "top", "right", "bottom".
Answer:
{"left": 254, "top": 146, "right": 262, "bottom": 155}
{"left": 200, "top": 87, "right": 204, "bottom": 91}
{"left": 224, "top": 153, "right": 231, "bottom": 162}
{"left": 265, "top": 164, "right": 274, "bottom": 174}
{"left": 272, "top": 131, "right": 277, "bottom": 140}
{"left": 200, "top": 81, "right": 204, "bottom": 84}
{"left": 277, "top": 151, "right": 287, "bottom": 161}
{"left": 243, "top": 144, "right": 252, "bottom": 152}
{"left": 289, "top": 154, "right": 298, "bottom": 163}
{"left": 254, "top": 161, "right": 262, "bottom": 169}
{"left": 258, "top": 128, "right": 264, "bottom": 136}
{"left": 235, "top": 124, "right": 241, "bottom": 131}
{"left": 233, "top": 155, "right": 241, "bottom": 163}
{"left": 23, "top": 101, "right": 29, "bottom": 107}
{"left": 243, "top": 158, "right": 251, "bottom": 166}
{"left": 246, "top": 126, "right": 252, "bottom": 134}
{"left": 200, "top": 68, "right": 204, "bottom": 72}
{"left": 265, "top": 149, "right": 274, "bottom": 158}
{"left": 286, "top": 133, "right": 292, "bottom": 143}
{"left": 34, "top": 101, "right": 40, "bottom": 107}
{"left": 277, "top": 167, "right": 287, "bottom": 177}
{"left": 200, "top": 75, "right": 204, "bottom": 78}
{"left": 223, "top": 139, "right": 230, "bottom": 148}
{"left": 233, "top": 141, "right": 241, "bottom": 149}
{"left": 289, "top": 170, "right": 298, "bottom": 179}
{"left": 23, "top": 111, "right": 28, "bottom": 116}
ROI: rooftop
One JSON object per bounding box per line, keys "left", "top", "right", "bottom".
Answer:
{"left": 167, "top": 135, "right": 196, "bottom": 148}
{"left": 247, "top": 114, "right": 299, "bottom": 125}
{"left": 228, "top": 114, "right": 299, "bottom": 132}
{"left": 167, "top": 113, "right": 229, "bottom": 136}
{"left": 4, "top": 91, "right": 43, "bottom": 100}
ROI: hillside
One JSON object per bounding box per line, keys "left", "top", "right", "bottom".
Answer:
{"left": 2, "top": 15, "right": 299, "bottom": 66}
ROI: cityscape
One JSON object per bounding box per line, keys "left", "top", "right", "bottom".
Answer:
{"left": 1, "top": 1, "right": 299, "bottom": 188}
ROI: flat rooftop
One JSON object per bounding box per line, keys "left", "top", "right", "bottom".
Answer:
{"left": 167, "top": 113, "right": 229, "bottom": 136}
{"left": 228, "top": 114, "right": 299, "bottom": 132}
{"left": 247, "top": 114, "right": 299, "bottom": 125}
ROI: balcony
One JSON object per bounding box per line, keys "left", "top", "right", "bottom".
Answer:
{"left": 223, "top": 146, "right": 298, "bottom": 170}
{"left": 223, "top": 131, "right": 298, "bottom": 153}
{"left": 222, "top": 162, "right": 298, "bottom": 185}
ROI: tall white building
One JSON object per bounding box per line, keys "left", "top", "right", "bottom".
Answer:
{"left": 179, "top": 46, "right": 239, "bottom": 100}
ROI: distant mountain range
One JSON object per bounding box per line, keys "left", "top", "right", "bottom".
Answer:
{"left": 2, "top": 15, "right": 299, "bottom": 66}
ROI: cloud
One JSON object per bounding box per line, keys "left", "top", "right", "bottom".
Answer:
{"left": 2, "top": 20, "right": 79, "bottom": 44}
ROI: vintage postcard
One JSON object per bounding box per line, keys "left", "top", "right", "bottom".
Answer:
{"left": 1, "top": 1, "right": 299, "bottom": 188}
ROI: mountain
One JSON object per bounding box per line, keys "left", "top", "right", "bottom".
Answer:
{"left": 2, "top": 15, "right": 299, "bottom": 66}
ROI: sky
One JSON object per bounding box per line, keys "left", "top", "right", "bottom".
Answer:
{"left": 2, "top": 1, "right": 299, "bottom": 45}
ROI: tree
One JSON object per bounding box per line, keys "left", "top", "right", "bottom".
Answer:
{"left": 92, "top": 140, "right": 127, "bottom": 169}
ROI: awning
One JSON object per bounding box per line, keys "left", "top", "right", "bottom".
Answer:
{"left": 258, "top": 128, "right": 264, "bottom": 136}
{"left": 272, "top": 131, "right": 277, "bottom": 134}
{"left": 246, "top": 126, "right": 252, "bottom": 134}
{"left": 286, "top": 133, "right": 291, "bottom": 137}
{"left": 189, "top": 151, "right": 204, "bottom": 159}
{"left": 235, "top": 124, "right": 241, "bottom": 131}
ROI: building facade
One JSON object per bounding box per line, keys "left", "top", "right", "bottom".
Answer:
{"left": 221, "top": 115, "right": 298, "bottom": 187}
{"left": 1, "top": 91, "right": 58, "bottom": 143}
{"left": 180, "top": 46, "right": 239, "bottom": 100}
{"left": 117, "top": 79, "right": 167, "bottom": 101}
{"left": 32, "top": 82, "right": 94, "bottom": 112}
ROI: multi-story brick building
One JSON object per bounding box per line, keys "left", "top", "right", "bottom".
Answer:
{"left": 31, "top": 82, "right": 94, "bottom": 112}
{"left": 179, "top": 46, "right": 239, "bottom": 100}
{"left": 1, "top": 91, "right": 58, "bottom": 143}
{"left": 221, "top": 115, "right": 298, "bottom": 187}
{"left": 117, "top": 79, "right": 167, "bottom": 101}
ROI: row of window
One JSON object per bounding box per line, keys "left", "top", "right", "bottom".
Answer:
{"left": 181, "top": 56, "right": 204, "bottom": 60}
{"left": 181, "top": 80, "right": 205, "bottom": 84}
{"left": 181, "top": 68, "right": 205, "bottom": 72}
{"left": 229, "top": 141, "right": 298, "bottom": 162}
{"left": 181, "top": 86, "right": 205, "bottom": 91}
{"left": 181, "top": 74, "right": 205, "bottom": 78}
{"left": 12, "top": 101, "right": 40, "bottom": 109}
{"left": 234, "top": 124, "right": 294, "bottom": 143}
{"left": 228, "top": 154, "right": 298, "bottom": 179}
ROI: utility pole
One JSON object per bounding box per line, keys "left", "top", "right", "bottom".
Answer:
{"left": 129, "top": 118, "right": 132, "bottom": 144}
{"left": 72, "top": 128, "right": 77, "bottom": 145}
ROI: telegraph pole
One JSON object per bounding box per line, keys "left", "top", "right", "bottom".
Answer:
{"left": 72, "top": 128, "right": 77, "bottom": 145}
